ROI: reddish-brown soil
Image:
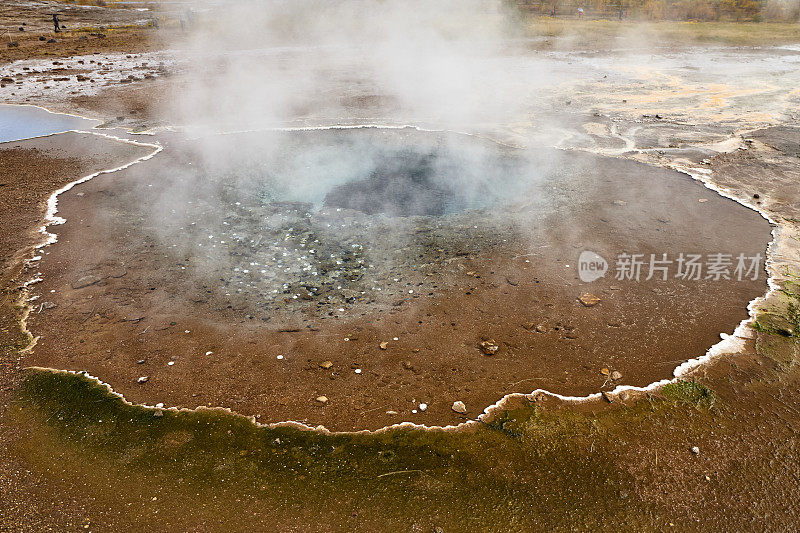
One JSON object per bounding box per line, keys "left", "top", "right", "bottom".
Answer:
{"left": 0, "top": 132, "right": 155, "bottom": 529}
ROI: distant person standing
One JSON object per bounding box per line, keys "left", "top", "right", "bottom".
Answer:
{"left": 52, "top": 13, "right": 60, "bottom": 32}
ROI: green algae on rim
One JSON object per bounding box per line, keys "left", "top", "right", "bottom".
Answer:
{"left": 752, "top": 280, "right": 800, "bottom": 341}
{"left": 10, "top": 367, "right": 726, "bottom": 530}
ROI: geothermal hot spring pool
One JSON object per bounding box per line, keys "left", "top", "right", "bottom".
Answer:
{"left": 24, "top": 127, "right": 772, "bottom": 430}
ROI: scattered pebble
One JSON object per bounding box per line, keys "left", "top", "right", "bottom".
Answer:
{"left": 379, "top": 341, "right": 389, "bottom": 350}
{"left": 478, "top": 340, "right": 499, "bottom": 356}
{"left": 71, "top": 275, "right": 101, "bottom": 289}
{"left": 276, "top": 354, "right": 284, "bottom": 360}
{"left": 452, "top": 401, "right": 467, "bottom": 414}
{"left": 167, "top": 361, "right": 175, "bottom": 366}
{"left": 354, "top": 368, "right": 362, "bottom": 374}
{"left": 315, "top": 395, "right": 328, "bottom": 404}
{"left": 137, "top": 376, "right": 149, "bottom": 383}
{"left": 610, "top": 370, "right": 622, "bottom": 380}
{"left": 579, "top": 293, "right": 601, "bottom": 307}
{"left": 419, "top": 403, "right": 428, "bottom": 411}
{"left": 319, "top": 360, "right": 333, "bottom": 369}
{"left": 691, "top": 446, "right": 700, "bottom": 455}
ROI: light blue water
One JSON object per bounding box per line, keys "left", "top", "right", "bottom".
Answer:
{"left": 0, "top": 105, "right": 98, "bottom": 143}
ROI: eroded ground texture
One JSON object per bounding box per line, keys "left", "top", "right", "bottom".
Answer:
{"left": 1, "top": 5, "right": 800, "bottom": 532}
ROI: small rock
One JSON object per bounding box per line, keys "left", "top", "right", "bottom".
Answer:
{"left": 315, "top": 395, "right": 328, "bottom": 404}
{"left": 610, "top": 370, "right": 622, "bottom": 380}
{"left": 698, "top": 198, "right": 708, "bottom": 203}
{"left": 600, "top": 367, "right": 610, "bottom": 376}
{"left": 42, "top": 301, "right": 57, "bottom": 309}
{"left": 691, "top": 446, "right": 700, "bottom": 455}
{"left": 137, "top": 376, "right": 149, "bottom": 383}
{"left": 386, "top": 410, "right": 398, "bottom": 415}
{"left": 402, "top": 360, "right": 414, "bottom": 370}
{"left": 579, "top": 293, "right": 601, "bottom": 307}
{"left": 47, "top": 38, "right": 57, "bottom": 44}
{"left": 71, "top": 275, "right": 101, "bottom": 289}
{"left": 601, "top": 391, "right": 614, "bottom": 403}
{"left": 379, "top": 341, "right": 388, "bottom": 350}
{"left": 419, "top": 403, "right": 428, "bottom": 411}
{"left": 319, "top": 360, "right": 333, "bottom": 369}
{"left": 478, "top": 340, "right": 499, "bottom": 356}
{"left": 153, "top": 409, "right": 163, "bottom": 418}
{"left": 618, "top": 390, "right": 630, "bottom": 401}
{"left": 136, "top": 359, "right": 146, "bottom": 365}
{"left": 451, "top": 401, "right": 467, "bottom": 414}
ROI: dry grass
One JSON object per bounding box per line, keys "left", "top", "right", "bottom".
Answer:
{"left": 525, "top": 18, "right": 800, "bottom": 47}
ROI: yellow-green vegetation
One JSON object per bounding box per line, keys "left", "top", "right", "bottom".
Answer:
{"left": 753, "top": 279, "right": 800, "bottom": 340}
{"left": 10, "top": 368, "right": 720, "bottom": 529}
{"left": 524, "top": 19, "right": 800, "bottom": 47}
{"left": 661, "top": 379, "right": 718, "bottom": 408}
{"left": 511, "top": 0, "right": 799, "bottom": 22}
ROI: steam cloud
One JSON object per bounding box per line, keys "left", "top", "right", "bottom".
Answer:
{"left": 128, "top": 0, "right": 571, "bottom": 321}
{"left": 167, "top": 0, "right": 528, "bottom": 132}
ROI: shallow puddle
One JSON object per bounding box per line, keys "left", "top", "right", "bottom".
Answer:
{"left": 0, "top": 104, "right": 97, "bottom": 144}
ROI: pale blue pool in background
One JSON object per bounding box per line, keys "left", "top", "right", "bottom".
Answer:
{"left": 0, "top": 104, "right": 98, "bottom": 143}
